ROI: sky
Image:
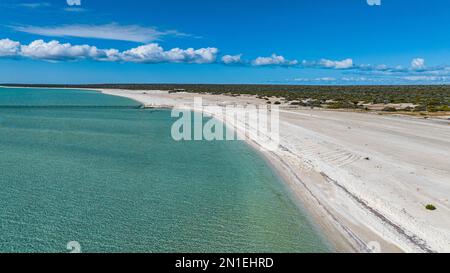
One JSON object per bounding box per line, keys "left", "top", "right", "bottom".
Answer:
{"left": 1, "top": 0, "right": 450, "bottom": 85}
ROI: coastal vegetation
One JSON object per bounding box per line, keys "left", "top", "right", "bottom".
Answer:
{"left": 2, "top": 84, "right": 449, "bottom": 112}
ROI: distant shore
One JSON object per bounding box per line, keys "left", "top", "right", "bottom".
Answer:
{"left": 3, "top": 86, "right": 450, "bottom": 253}
{"left": 2, "top": 83, "right": 450, "bottom": 115}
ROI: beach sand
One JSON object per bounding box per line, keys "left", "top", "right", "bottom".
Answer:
{"left": 75, "top": 88, "right": 450, "bottom": 253}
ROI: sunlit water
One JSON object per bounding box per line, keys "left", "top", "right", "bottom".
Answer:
{"left": 0, "top": 87, "right": 331, "bottom": 253}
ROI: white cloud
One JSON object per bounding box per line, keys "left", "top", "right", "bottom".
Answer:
{"left": 221, "top": 54, "right": 243, "bottom": 64}
{"left": 0, "top": 38, "right": 218, "bottom": 64}
{"left": 120, "top": 43, "right": 218, "bottom": 64}
{"left": 317, "top": 77, "right": 336, "bottom": 81}
{"left": 64, "top": 7, "right": 87, "bottom": 12}
{"left": 253, "top": 54, "right": 298, "bottom": 66}
{"left": 20, "top": 2, "right": 51, "bottom": 8}
{"left": 67, "top": 0, "right": 81, "bottom": 6}
{"left": 121, "top": 44, "right": 218, "bottom": 64}
{"left": 374, "top": 64, "right": 388, "bottom": 70}
{"left": 11, "top": 23, "right": 188, "bottom": 43}
{"left": 20, "top": 40, "right": 109, "bottom": 61}
{"left": 341, "top": 76, "right": 368, "bottom": 82}
{"left": 367, "top": 0, "right": 381, "bottom": 6}
{"left": 318, "top": 58, "right": 353, "bottom": 69}
{"left": 411, "top": 58, "right": 425, "bottom": 70}
{"left": 402, "top": 75, "right": 448, "bottom": 82}
{"left": 0, "top": 38, "right": 20, "bottom": 56}
{"left": 293, "top": 77, "right": 336, "bottom": 82}
{"left": 4, "top": 37, "right": 447, "bottom": 82}
{"left": 340, "top": 76, "right": 384, "bottom": 83}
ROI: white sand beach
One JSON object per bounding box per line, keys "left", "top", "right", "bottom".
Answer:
{"left": 92, "top": 89, "right": 450, "bottom": 253}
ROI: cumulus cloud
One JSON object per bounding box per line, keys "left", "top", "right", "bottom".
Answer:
{"left": 318, "top": 58, "right": 353, "bottom": 69}
{"left": 0, "top": 38, "right": 218, "bottom": 64}
{"left": 0, "top": 38, "right": 21, "bottom": 56}
{"left": 411, "top": 58, "right": 425, "bottom": 70}
{"left": 253, "top": 54, "right": 298, "bottom": 66}
{"left": 3, "top": 37, "right": 446, "bottom": 83}
{"left": 11, "top": 23, "right": 189, "bottom": 43}
{"left": 221, "top": 54, "right": 243, "bottom": 64}
{"left": 20, "top": 40, "right": 108, "bottom": 61}
{"left": 121, "top": 44, "right": 218, "bottom": 64}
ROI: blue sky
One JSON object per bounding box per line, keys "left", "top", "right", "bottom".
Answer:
{"left": 1, "top": 0, "right": 450, "bottom": 84}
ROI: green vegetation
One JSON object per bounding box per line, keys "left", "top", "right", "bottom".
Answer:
{"left": 425, "top": 204, "right": 437, "bottom": 211}
{"left": 327, "top": 101, "right": 359, "bottom": 109}
{"left": 3, "top": 84, "right": 450, "bottom": 112}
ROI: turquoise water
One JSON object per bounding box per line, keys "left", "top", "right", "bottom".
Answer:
{"left": 0, "top": 87, "right": 331, "bottom": 253}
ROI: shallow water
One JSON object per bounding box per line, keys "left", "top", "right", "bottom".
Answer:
{"left": 0, "top": 87, "right": 331, "bottom": 253}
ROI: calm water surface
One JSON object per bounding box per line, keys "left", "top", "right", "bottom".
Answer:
{"left": 0, "top": 87, "right": 331, "bottom": 252}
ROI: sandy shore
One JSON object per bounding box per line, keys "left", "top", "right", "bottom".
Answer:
{"left": 6, "top": 86, "right": 448, "bottom": 252}
{"left": 87, "top": 88, "right": 450, "bottom": 253}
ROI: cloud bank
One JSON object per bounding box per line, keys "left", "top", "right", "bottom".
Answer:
{"left": 0, "top": 38, "right": 20, "bottom": 56}
{"left": 2, "top": 38, "right": 448, "bottom": 84}
{"left": 1, "top": 38, "right": 356, "bottom": 68}
{"left": 0, "top": 38, "right": 218, "bottom": 64}
{"left": 121, "top": 44, "right": 218, "bottom": 64}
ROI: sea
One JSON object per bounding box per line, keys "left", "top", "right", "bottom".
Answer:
{"left": 0, "top": 87, "right": 331, "bottom": 253}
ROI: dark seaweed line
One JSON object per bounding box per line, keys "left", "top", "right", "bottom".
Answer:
{"left": 274, "top": 143, "right": 434, "bottom": 253}
{"left": 273, "top": 144, "right": 369, "bottom": 252}
{"left": 319, "top": 172, "right": 434, "bottom": 253}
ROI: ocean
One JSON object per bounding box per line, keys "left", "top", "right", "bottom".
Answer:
{"left": 0, "top": 87, "right": 331, "bottom": 253}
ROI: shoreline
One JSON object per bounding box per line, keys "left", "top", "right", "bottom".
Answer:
{"left": 94, "top": 89, "right": 450, "bottom": 253}
{"left": 3, "top": 86, "right": 450, "bottom": 253}
{"left": 95, "top": 89, "right": 369, "bottom": 252}
{"left": 1, "top": 85, "right": 353, "bottom": 251}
